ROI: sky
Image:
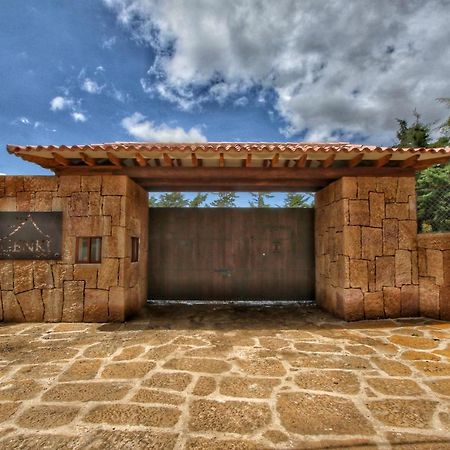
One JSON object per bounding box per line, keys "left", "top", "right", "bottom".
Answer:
{"left": 1, "top": 0, "right": 449, "bottom": 204}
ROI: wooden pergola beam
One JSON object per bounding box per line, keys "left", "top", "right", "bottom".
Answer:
{"left": 374, "top": 154, "right": 392, "bottom": 168}
{"left": 52, "top": 152, "right": 71, "bottom": 167}
{"left": 80, "top": 152, "right": 96, "bottom": 167}
{"left": 191, "top": 153, "right": 198, "bottom": 167}
{"left": 271, "top": 153, "right": 280, "bottom": 167}
{"left": 135, "top": 152, "right": 148, "bottom": 167}
{"left": 219, "top": 153, "right": 225, "bottom": 167}
{"left": 163, "top": 153, "right": 174, "bottom": 167}
{"left": 321, "top": 154, "right": 336, "bottom": 168}
{"left": 413, "top": 156, "right": 450, "bottom": 170}
{"left": 19, "top": 154, "right": 60, "bottom": 169}
{"left": 399, "top": 154, "right": 420, "bottom": 168}
{"left": 295, "top": 155, "right": 308, "bottom": 168}
{"left": 348, "top": 154, "right": 364, "bottom": 168}
{"left": 106, "top": 152, "right": 122, "bottom": 167}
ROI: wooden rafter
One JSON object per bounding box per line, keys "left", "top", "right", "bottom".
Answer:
{"left": 191, "top": 153, "right": 198, "bottom": 167}
{"left": 271, "top": 153, "right": 280, "bottom": 167}
{"left": 52, "top": 152, "right": 71, "bottom": 167}
{"left": 106, "top": 152, "right": 122, "bottom": 167}
{"left": 163, "top": 153, "right": 174, "bottom": 167}
{"left": 135, "top": 152, "right": 148, "bottom": 167}
{"left": 154, "top": 158, "right": 161, "bottom": 167}
{"left": 80, "top": 152, "right": 96, "bottom": 166}
{"left": 245, "top": 154, "right": 252, "bottom": 168}
{"left": 321, "top": 154, "right": 335, "bottom": 168}
{"left": 374, "top": 154, "right": 392, "bottom": 168}
{"left": 176, "top": 158, "right": 183, "bottom": 167}
{"left": 414, "top": 156, "right": 450, "bottom": 170}
{"left": 348, "top": 154, "right": 364, "bottom": 168}
{"left": 219, "top": 153, "right": 225, "bottom": 168}
{"left": 19, "top": 154, "right": 60, "bottom": 169}
{"left": 295, "top": 154, "right": 308, "bottom": 168}
{"left": 399, "top": 154, "right": 420, "bottom": 168}
{"left": 284, "top": 160, "right": 291, "bottom": 167}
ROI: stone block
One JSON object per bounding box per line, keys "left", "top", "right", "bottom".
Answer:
{"left": 0, "top": 197, "right": 17, "bottom": 210}
{"left": 417, "top": 233, "right": 450, "bottom": 250}
{"left": 395, "top": 250, "right": 412, "bottom": 287}
{"left": 385, "top": 203, "right": 410, "bottom": 220}
{"left": 0, "top": 262, "right": 14, "bottom": 290}
{"left": 383, "top": 219, "right": 398, "bottom": 256}
{"left": 418, "top": 248, "right": 427, "bottom": 277}
{"left": 28, "top": 176, "right": 58, "bottom": 192}
{"left": 102, "top": 176, "right": 128, "bottom": 196}
{"left": 411, "top": 251, "right": 418, "bottom": 284}
{"left": 349, "top": 200, "right": 370, "bottom": 226}
{"left": 16, "top": 290, "right": 44, "bottom": 321}
{"left": 52, "top": 264, "right": 73, "bottom": 288}
{"left": 383, "top": 287, "right": 401, "bottom": 317}
{"left": 81, "top": 176, "right": 102, "bottom": 192}
{"left": 426, "top": 249, "right": 444, "bottom": 284}
{"left": 103, "top": 227, "right": 127, "bottom": 258}
{"left": 88, "top": 192, "right": 102, "bottom": 216}
{"left": 108, "top": 287, "right": 126, "bottom": 321}
{"left": 349, "top": 259, "right": 368, "bottom": 291}
{"left": 400, "top": 285, "right": 419, "bottom": 317}
{"left": 13, "top": 261, "right": 34, "bottom": 294}
{"left": 67, "top": 216, "right": 104, "bottom": 236}
{"left": 369, "top": 192, "right": 385, "bottom": 227}
{"left": 444, "top": 251, "right": 450, "bottom": 286}
{"left": 419, "top": 278, "right": 439, "bottom": 319}
{"left": 340, "top": 289, "right": 364, "bottom": 321}
{"left": 362, "top": 228, "right": 383, "bottom": 260}
{"left": 16, "top": 191, "right": 33, "bottom": 210}
{"left": 68, "top": 192, "right": 89, "bottom": 216}
{"left": 34, "top": 191, "right": 53, "bottom": 211}
{"left": 399, "top": 220, "right": 417, "bottom": 250}
{"left": 51, "top": 196, "right": 63, "bottom": 211}
{"left": 408, "top": 195, "right": 417, "bottom": 220}
{"left": 367, "top": 261, "right": 376, "bottom": 292}
{"left": 84, "top": 289, "right": 109, "bottom": 322}
{"left": 97, "top": 258, "right": 119, "bottom": 289}
{"left": 337, "top": 255, "right": 350, "bottom": 288}
{"left": 376, "top": 256, "right": 395, "bottom": 290}
{"left": 343, "top": 226, "right": 361, "bottom": 259}
{"left": 440, "top": 286, "right": 450, "bottom": 320}
{"left": 102, "top": 196, "right": 122, "bottom": 226}
{"left": 5, "top": 177, "right": 24, "bottom": 196}
{"left": 357, "top": 177, "right": 377, "bottom": 199}
{"left": 376, "top": 178, "right": 398, "bottom": 202}
{"left": 74, "top": 265, "right": 98, "bottom": 289}
{"left": 397, "top": 177, "right": 416, "bottom": 202}
{"left": 364, "top": 292, "right": 384, "bottom": 319}
{"left": 33, "top": 262, "right": 54, "bottom": 289}
{"left": 43, "top": 289, "right": 63, "bottom": 322}
{"left": 62, "top": 281, "right": 85, "bottom": 322}
{"left": 2, "top": 291, "right": 25, "bottom": 321}
{"left": 58, "top": 176, "right": 81, "bottom": 197}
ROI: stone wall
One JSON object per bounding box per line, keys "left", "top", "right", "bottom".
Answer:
{"left": 315, "top": 176, "right": 419, "bottom": 321}
{"left": 418, "top": 233, "right": 450, "bottom": 320}
{"left": 0, "top": 175, "right": 148, "bottom": 322}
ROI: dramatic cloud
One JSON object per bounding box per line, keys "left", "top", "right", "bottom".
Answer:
{"left": 71, "top": 112, "right": 87, "bottom": 122}
{"left": 104, "top": 0, "right": 450, "bottom": 144}
{"left": 81, "top": 78, "right": 104, "bottom": 94}
{"left": 50, "top": 96, "right": 73, "bottom": 111}
{"left": 121, "top": 112, "right": 206, "bottom": 142}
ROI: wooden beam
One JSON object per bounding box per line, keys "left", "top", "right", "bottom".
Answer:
{"left": 106, "top": 152, "right": 122, "bottom": 167}
{"left": 271, "top": 153, "right": 280, "bottom": 167}
{"left": 263, "top": 159, "right": 270, "bottom": 168}
{"left": 154, "top": 158, "right": 161, "bottom": 167}
{"left": 219, "top": 153, "right": 225, "bottom": 167}
{"left": 245, "top": 154, "right": 252, "bottom": 168}
{"left": 52, "top": 152, "right": 71, "bottom": 167}
{"left": 399, "top": 154, "right": 420, "bottom": 168}
{"left": 135, "top": 152, "right": 148, "bottom": 167}
{"left": 348, "top": 154, "right": 364, "bottom": 168}
{"left": 80, "top": 152, "right": 96, "bottom": 167}
{"left": 191, "top": 153, "right": 198, "bottom": 167}
{"left": 284, "top": 160, "right": 291, "bottom": 168}
{"left": 163, "top": 153, "right": 174, "bottom": 167}
{"left": 19, "top": 154, "right": 60, "bottom": 169}
{"left": 374, "top": 154, "right": 392, "bottom": 168}
{"left": 295, "top": 155, "right": 308, "bottom": 168}
{"left": 414, "top": 155, "right": 450, "bottom": 170}
{"left": 321, "top": 154, "right": 336, "bottom": 168}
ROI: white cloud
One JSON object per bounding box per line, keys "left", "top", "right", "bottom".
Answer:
{"left": 102, "top": 36, "right": 117, "bottom": 49}
{"left": 71, "top": 112, "right": 87, "bottom": 122}
{"left": 81, "top": 78, "right": 104, "bottom": 94}
{"left": 50, "top": 96, "right": 73, "bottom": 111}
{"left": 121, "top": 112, "right": 206, "bottom": 142}
{"left": 104, "top": 0, "right": 450, "bottom": 144}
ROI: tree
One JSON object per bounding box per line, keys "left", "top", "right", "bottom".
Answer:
{"left": 189, "top": 193, "right": 209, "bottom": 207}
{"left": 283, "top": 193, "right": 310, "bottom": 208}
{"left": 210, "top": 192, "right": 237, "bottom": 207}
{"left": 396, "top": 110, "right": 430, "bottom": 147}
{"left": 154, "top": 192, "right": 188, "bottom": 207}
{"left": 249, "top": 192, "right": 275, "bottom": 207}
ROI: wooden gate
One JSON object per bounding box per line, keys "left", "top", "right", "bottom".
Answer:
{"left": 148, "top": 208, "right": 314, "bottom": 301}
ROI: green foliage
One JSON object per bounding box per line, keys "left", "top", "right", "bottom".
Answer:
{"left": 416, "top": 165, "right": 450, "bottom": 232}
{"left": 210, "top": 192, "right": 237, "bottom": 207}
{"left": 150, "top": 192, "right": 189, "bottom": 207}
{"left": 396, "top": 111, "right": 430, "bottom": 147}
{"left": 249, "top": 192, "right": 275, "bottom": 208}
{"left": 283, "top": 193, "right": 310, "bottom": 208}
{"left": 189, "top": 193, "right": 209, "bottom": 207}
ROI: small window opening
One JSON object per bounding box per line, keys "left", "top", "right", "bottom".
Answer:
{"left": 76, "top": 237, "right": 102, "bottom": 263}
{"left": 131, "top": 237, "right": 139, "bottom": 262}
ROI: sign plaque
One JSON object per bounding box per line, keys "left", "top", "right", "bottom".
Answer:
{"left": 0, "top": 212, "right": 63, "bottom": 260}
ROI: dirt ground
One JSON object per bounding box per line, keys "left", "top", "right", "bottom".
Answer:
{"left": 0, "top": 304, "right": 449, "bottom": 449}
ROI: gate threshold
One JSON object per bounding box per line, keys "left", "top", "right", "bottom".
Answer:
{"left": 147, "top": 299, "right": 316, "bottom": 307}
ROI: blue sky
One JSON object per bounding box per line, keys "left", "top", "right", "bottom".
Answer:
{"left": 1, "top": 1, "right": 449, "bottom": 206}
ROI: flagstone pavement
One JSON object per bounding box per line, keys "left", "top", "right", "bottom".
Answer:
{"left": 0, "top": 304, "right": 450, "bottom": 449}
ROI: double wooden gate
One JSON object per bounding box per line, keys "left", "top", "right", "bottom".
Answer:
{"left": 148, "top": 208, "right": 314, "bottom": 301}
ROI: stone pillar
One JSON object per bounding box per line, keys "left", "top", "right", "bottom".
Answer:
{"left": 418, "top": 233, "right": 450, "bottom": 320}
{"left": 0, "top": 175, "right": 148, "bottom": 322}
{"left": 315, "top": 176, "right": 419, "bottom": 321}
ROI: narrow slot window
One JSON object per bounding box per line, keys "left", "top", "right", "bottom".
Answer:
{"left": 76, "top": 237, "right": 102, "bottom": 263}
{"left": 131, "top": 237, "right": 139, "bottom": 262}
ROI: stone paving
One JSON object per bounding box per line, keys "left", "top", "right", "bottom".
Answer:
{"left": 0, "top": 304, "right": 450, "bottom": 449}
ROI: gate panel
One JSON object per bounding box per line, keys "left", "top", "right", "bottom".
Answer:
{"left": 148, "top": 208, "right": 314, "bottom": 300}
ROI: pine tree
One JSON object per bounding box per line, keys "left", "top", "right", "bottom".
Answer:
{"left": 210, "top": 192, "right": 237, "bottom": 207}
{"left": 283, "top": 193, "right": 309, "bottom": 208}
{"left": 156, "top": 192, "right": 189, "bottom": 207}
{"left": 189, "top": 193, "right": 209, "bottom": 207}
{"left": 249, "top": 192, "right": 275, "bottom": 207}
{"left": 396, "top": 111, "right": 430, "bottom": 147}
